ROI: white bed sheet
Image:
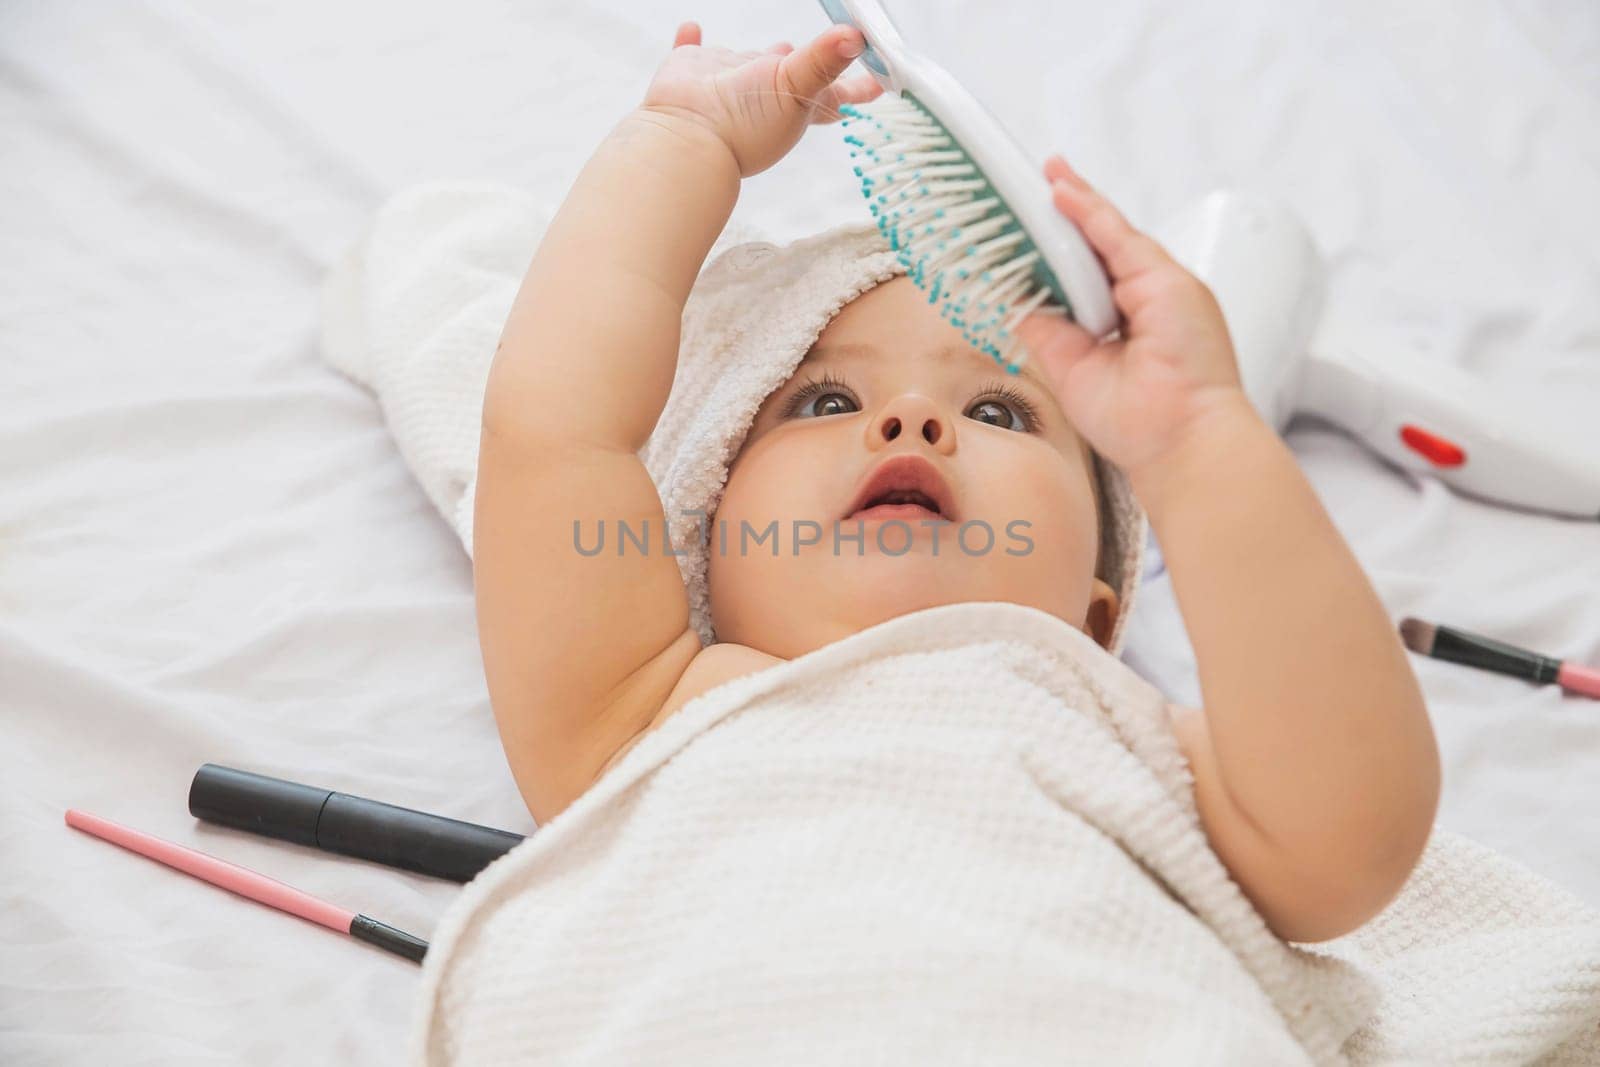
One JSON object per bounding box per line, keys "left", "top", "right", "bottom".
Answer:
{"left": 3, "top": 0, "right": 1597, "bottom": 1062}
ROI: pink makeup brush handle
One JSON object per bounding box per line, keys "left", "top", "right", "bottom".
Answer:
{"left": 1558, "top": 661, "right": 1600, "bottom": 700}
{"left": 65, "top": 809, "right": 355, "bottom": 932}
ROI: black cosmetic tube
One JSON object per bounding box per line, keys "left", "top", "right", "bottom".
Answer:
{"left": 188, "top": 764, "right": 527, "bottom": 883}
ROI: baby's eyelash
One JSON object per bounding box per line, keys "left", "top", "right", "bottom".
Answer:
{"left": 975, "top": 378, "right": 1043, "bottom": 432}
{"left": 780, "top": 370, "right": 857, "bottom": 418}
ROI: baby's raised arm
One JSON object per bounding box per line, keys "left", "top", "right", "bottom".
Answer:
{"left": 474, "top": 22, "right": 875, "bottom": 824}
{"left": 1018, "top": 158, "right": 1442, "bottom": 943}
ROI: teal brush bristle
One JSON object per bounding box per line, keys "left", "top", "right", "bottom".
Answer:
{"left": 839, "top": 94, "right": 1069, "bottom": 375}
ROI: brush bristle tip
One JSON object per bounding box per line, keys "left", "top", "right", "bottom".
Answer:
{"left": 1398, "top": 617, "right": 1436, "bottom": 655}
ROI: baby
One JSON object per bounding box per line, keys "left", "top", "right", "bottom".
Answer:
{"left": 471, "top": 20, "right": 1440, "bottom": 945}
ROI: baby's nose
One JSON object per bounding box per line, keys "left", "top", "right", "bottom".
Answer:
{"left": 868, "top": 393, "right": 954, "bottom": 453}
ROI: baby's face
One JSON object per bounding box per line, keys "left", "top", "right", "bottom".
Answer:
{"left": 707, "top": 276, "right": 1114, "bottom": 659}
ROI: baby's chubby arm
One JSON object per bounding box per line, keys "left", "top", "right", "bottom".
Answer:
{"left": 474, "top": 20, "right": 878, "bottom": 824}
{"left": 1018, "top": 161, "right": 1441, "bottom": 943}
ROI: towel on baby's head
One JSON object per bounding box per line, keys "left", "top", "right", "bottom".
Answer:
{"left": 321, "top": 181, "right": 1148, "bottom": 656}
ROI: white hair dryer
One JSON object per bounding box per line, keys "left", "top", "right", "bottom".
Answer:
{"left": 1153, "top": 191, "right": 1600, "bottom": 521}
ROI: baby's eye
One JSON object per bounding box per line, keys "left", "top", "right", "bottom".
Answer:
{"left": 966, "top": 398, "right": 1028, "bottom": 432}
{"left": 796, "top": 391, "right": 859, "bottom": 418}
{"left": 781, "top": 371, "right": 861, "bottom": 421}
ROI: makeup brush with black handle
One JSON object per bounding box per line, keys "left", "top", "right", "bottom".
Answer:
{"left": 1399, "top": 617, "right": 1600, "bottom": 700}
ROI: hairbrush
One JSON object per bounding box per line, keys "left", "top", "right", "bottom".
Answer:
{"left": 819, "top": 0, "right": 1119, "bottom": 372}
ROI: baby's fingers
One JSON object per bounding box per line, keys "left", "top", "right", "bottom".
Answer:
{"left": 1045, "top": 157, "right": 1213, "bottom": 326}
{"left": 812, "top": 73, "right": 884, "bottom": 123}
{"left": 778, "top": 24, "right": 867, "bottom": 107}
{"left": 1015, "top": 309, "right": 1099, "bottom": 397}
{"left": 673, "top": 21, "right": 701, "bottom": 48}
{"left": 1045, "top": 155, "right": 1173, "bottom": 286}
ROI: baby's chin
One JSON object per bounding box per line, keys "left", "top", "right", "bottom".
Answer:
{"left": 831, "top": 548, "right": 1022, "bottom": 620}
{"left": 717, "top": 547, "right": 1069, "bottom": 659}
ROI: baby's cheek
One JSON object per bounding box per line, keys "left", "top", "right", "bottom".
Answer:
{"left": 727, "top": 429, "right": 849, "bottom": 526}
{"left": 1005, "top": 462, "right": 1100, "bottom": 568}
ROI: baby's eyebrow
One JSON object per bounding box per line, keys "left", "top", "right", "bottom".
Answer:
{"left": 804, "top": 341, "right": 1055, "bottom": 394}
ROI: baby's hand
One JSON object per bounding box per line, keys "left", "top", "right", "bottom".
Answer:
{"left": 1015, "top": 157, "right": 1254, "bottom": 486}
{"left": 639, "top": 20, "right": 883, "bottom": 178}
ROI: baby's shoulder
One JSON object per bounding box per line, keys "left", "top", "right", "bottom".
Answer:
{"left": 673, "top": 641, "right": 787, "bottom": 710}
{"left": 590, "top": 641, "right": 784, "bottom": 785}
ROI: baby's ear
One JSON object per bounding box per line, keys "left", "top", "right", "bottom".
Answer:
{"left": 1085, "top": 577, "right": 1119, "bottom": 650}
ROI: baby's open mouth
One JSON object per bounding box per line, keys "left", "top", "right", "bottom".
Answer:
{"left": 849, "top": 489, "right": 945, "bottom": 521}
{"left": 844, "top": 455, "right": 957, "bottom": 523}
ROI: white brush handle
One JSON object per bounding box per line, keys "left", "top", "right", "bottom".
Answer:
{"left": 1300, "top": 344, "right": 1600, "bottom": 520}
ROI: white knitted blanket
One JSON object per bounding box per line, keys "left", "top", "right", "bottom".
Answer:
{"left": 408, "top": 602, "right": 1600, "bottom": 1065}
{"left": 321, "top": 183, "right": 1600, "bottom": 1066}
